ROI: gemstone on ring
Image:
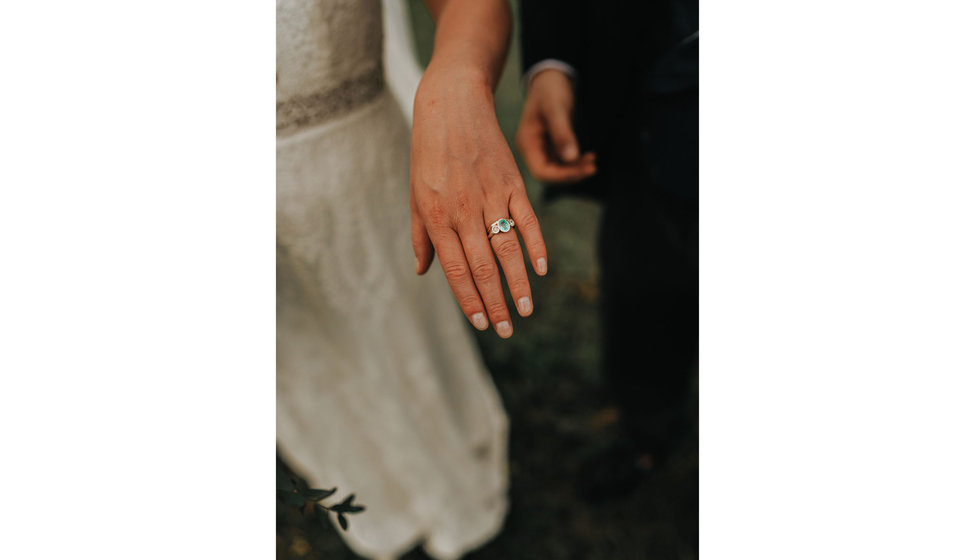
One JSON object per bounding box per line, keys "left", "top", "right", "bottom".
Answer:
{"left": 488, "top": 218, "right": 517, "bottom": 238}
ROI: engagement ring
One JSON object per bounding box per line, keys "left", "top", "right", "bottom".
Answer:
{"left": 487, "top": 218, "right": 516, "bottom": 239}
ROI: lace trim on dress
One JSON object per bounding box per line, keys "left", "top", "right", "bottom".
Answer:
{"left": 277, "top": 65, "right": 385, "bottom": 135}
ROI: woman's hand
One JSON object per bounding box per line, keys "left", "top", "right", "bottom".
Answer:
{"left": 410, "top": 63, "right": 547, "bottom": 339}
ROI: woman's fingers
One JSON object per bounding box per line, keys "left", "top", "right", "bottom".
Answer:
{"left": 419, "top": 188, "right": 544, "bottom": 337}
{"left": 410, "top": 199, "right": 435, "bottom": 275}
{"left": 428, "top": 227, "right": 489, "bottom": 331}
{"left": 487, "top": 214, "right": 534, "bottom": 319}
{"left": 509, "top": 191, "right": 548, "bottom": 277}
{"left": 459, "top": 222, "right": 514, "bottom": 338}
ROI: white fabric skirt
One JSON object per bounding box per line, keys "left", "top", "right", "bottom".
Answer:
{"left": 277, "top": 89, "right": 509, "bottom": 560}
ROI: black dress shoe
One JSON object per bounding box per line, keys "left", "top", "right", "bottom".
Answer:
{"left": 575, "top": 439, "right": 657, "bottom": 503}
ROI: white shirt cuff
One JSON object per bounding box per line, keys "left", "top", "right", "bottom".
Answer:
{"left": 522, "top": 59, "right": 577, "bottom": 92}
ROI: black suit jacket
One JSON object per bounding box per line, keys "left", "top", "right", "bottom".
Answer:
{"left": 520, "top": 0, "right": 698, "bottom": 199}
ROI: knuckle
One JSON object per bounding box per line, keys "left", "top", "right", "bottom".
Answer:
{"left": 517, "top": 210, "right": 540, "bottom": 231}
{"left": 459, "top": 295, "right": 483, "bottom": 312}
{"left": 527, "top": 238, "right": 547, "bottom": 254}
{"left": 500, "top": 173, "right": 525, "bottom": 193}
{"left": 442, "top": 261, "right": 471, "bottom": 283}
{"left": 470, "top": 260, "right": 499, "bottom": 284}
{"left": 546, "top": 103, "right": 571, "bottom": 121}
{"left": 452, "top": 192, "right": 481, "bottom": 224}
{"left": 421, "top": 202, "right": 447, "bottom": 224}
{"left": 493, "top": 238, "right": 523, "bottom": 260}
{"left": 486, "top": 300, "right": 509, "bottom": 318}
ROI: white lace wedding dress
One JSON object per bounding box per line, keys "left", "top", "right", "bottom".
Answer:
{"left": 276, "top": 1, "right": 509, "bottom": 558}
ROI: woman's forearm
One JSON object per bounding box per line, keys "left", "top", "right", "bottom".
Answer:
{"left": 422, "top": 0, "right": 512, "bottom": 90}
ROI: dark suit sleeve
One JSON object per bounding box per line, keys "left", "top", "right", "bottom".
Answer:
{"left": 518, "top": 0, "right": 586, "bottom": 73}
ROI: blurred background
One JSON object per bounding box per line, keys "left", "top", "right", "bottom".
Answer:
{"left": 277, "top": 1, "right": 697, "bottom": 558}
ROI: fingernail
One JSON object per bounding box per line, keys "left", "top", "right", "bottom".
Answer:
{"left": 517, "top": 297, "right": 532, "bottom": 316}
{"left": 536, "top": 258, "right": 548, "bottom": 275}
{"left": 562, "top": 145, "right": 578, "bottom": 162}
{"left": 495, "top": 321, "right": 513, "bottom": 338}
{"left": 414, "top": 257, "right": 420, "bottom": 274}
{"left": 471, "top": 313, "right": 488, "bottom": 330}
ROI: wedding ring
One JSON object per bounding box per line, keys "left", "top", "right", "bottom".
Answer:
{"left": 487, "top": 218, "right": 516, "bottom": 239}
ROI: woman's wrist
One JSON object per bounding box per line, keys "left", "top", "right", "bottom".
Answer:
{"left": 415, "top": 61, "right": 496, "bottom": 115}
{"left": 425, "top": 57, "right": 496, "bottom": 92}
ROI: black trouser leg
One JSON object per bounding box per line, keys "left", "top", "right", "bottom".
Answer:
{"left": 598, "top": 88, "right": 698, "bottom": 456}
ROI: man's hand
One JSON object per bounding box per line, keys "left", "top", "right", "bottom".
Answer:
{"left": 516, "top": 69, "right": 597, "bottom": 184}
{"left": 410, "top": 65, "right": 548, "bottom": 339}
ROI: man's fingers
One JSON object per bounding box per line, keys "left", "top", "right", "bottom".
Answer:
{"left": 517, "top": 126, "right": 596, "bottom": 184}
{"left": 542, "top": 104, "right": 580, "bottom": 163}
{"left": 524, "top": 148, "right": 597, "bottom": 184}
{"left": 429, "top": 229, "right": 489, "bottom": 330}
{"left": 533, "top": 159, "right": 597, "bottom": 184}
